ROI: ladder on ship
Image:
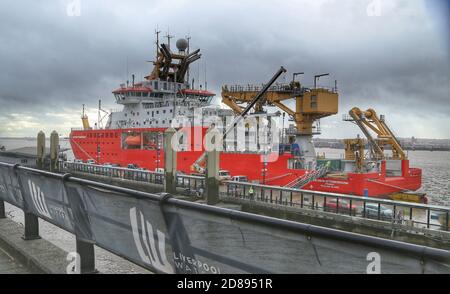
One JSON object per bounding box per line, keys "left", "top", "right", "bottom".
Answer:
{"left": 285, "top": 161, "right": 331, "bottom": 189}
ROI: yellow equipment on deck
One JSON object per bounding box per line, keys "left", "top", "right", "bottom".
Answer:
{"left": 347, "top": 107, "right": 406, "bottom": 160}
{"left": 81, "top": 104, "right": 91, "bottom": 130}
{"left": 221, "top": 81, "right": 338, "bottom": 135}
{"left": 343, "top": 137, "right": 365, "bottom": 172}
{"left": 389, "top": 192, "right": 427, "bottom": 204}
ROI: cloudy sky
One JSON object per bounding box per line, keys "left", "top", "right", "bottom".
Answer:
{"left": 0, "top": 0, "right": 448, "bottom": 138}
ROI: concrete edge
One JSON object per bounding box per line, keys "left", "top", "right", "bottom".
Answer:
{"left": 0, "top": 217, "right": 69, "bottom": 274}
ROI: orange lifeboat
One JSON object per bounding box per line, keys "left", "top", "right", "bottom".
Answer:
{"left": 125, "top": 136, "right": 141, "bottom": 146}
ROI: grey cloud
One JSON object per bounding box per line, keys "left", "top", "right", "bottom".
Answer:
{"left": 0, "top": 0, "right": 448, "bottom": 138}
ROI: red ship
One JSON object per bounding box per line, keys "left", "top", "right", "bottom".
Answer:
{"left": 70, "top": 35, "right": 422, "bottom": 199}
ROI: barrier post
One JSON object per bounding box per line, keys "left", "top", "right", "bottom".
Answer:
{"left": 76, "top": 237, "right": 97, "bottom": 274}
{"left": 164, "top": 128, "right": 177, "bottom": 194}
{"left": 22, "top": 213, "right": 40, "bottom": 240}
{"left": 36, "top": 131, "right": 45, "bottom": 169}
{"left": 0, "top": 200, "right": 5, "bottom": 218}
{"left": 206, "top": 129, "right": 220, "bottom": 205}
{"left": 50, "top": 131, "right": 59, "bottom": 172}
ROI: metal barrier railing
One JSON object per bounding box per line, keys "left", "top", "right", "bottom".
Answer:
{"left": 1, "top": 161, "right": 449, "bottom": 274}
{"left": 221, "top": 181, "right": 450, "bottom": 232}
{"left": 60, "top": 161, "right": 206, "bottom": 190}
{"left": 59, "top": 161, "right": 450, "bottom": 232}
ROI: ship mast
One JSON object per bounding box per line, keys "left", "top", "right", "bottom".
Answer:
{"left": 146, "top": 31, "right": 201, "bottom": 83}
{"left": 155, "top": 29, "right": 161, "bottom": 59}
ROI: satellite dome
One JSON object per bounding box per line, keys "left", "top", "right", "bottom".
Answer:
{"left": 176, "top": 38, "right": 188, "bottom": 52}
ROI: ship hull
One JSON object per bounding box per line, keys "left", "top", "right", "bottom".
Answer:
{"left": 70, "top": 128, "right": 422, "bottom": 198}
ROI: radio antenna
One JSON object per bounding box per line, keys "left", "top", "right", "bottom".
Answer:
{"left": 186, "top": 35, "right": 191, "bottom": 87}
{"left": 165, "top": 28, "right": 174, "bottom": 49}
{"left": 204, "top": 61, "right": 207, "bottom": 90}
{"left": 155, "top": 27, "right": 161, "bottom": 58}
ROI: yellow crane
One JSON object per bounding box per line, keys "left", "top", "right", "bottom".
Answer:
{"left": 347, "top": 107, "right": 406, "bottom": 160}
{"left": 221, "top": 79, "right": 338, "bottom": 135}
{"left": 221, "top": 73, "right": 339, "bottom": 170}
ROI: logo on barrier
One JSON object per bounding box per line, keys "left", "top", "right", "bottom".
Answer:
{"left": 27, "top": 179, "right": 52, "bottom": 219}
{"left": 130, "top": 207, "right": 174, "bottom": 273}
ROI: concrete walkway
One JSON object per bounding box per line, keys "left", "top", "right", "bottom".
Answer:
{"left": 0, "top": 217, "right": 69, "bottom": 274}
{"left": 0, "top": 243, "right": 31, "bottom": 274}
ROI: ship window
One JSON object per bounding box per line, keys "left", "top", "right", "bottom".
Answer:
{"left": 156, "top": 111, "right": 159, "bottom": 114}
{"left": 152, "top": 111, "right": 154, "bottom": 117}
{"left": 154, "top": 81, "right": 158, "bottom": 90}
{"left": 163, "top": 110, "right": 166, "bottom": 114}
{"left": 163, "top": 82, "right": 167, "bottom": 90}
{"left": 170, "top": 109, "right": 173, "bottom": 113}
{"left": 137, "top": 112, "right": 139, "bottom": 116}
{"left": 143, "top": 92, "right": 148, "bottom": 97}
{"left": 137, "top": 92, "right": 142, "bottom": 97}
{"left": 147, "top": 111, "right": 149, "bottom": 115}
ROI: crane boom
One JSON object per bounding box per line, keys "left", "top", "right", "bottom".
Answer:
{"left": 191, "top": 66, "right": 287, "bottom": 173}
{"left": 348, "top": 107, "right": 406, "bottom": 160}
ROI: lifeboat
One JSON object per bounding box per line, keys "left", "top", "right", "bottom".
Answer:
{"left": 125, "top": 136, "right": 141, "bottom": 146}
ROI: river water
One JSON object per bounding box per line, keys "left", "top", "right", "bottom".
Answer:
{"left": 0, "top": 138, "right": 448, "bottom": 273}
